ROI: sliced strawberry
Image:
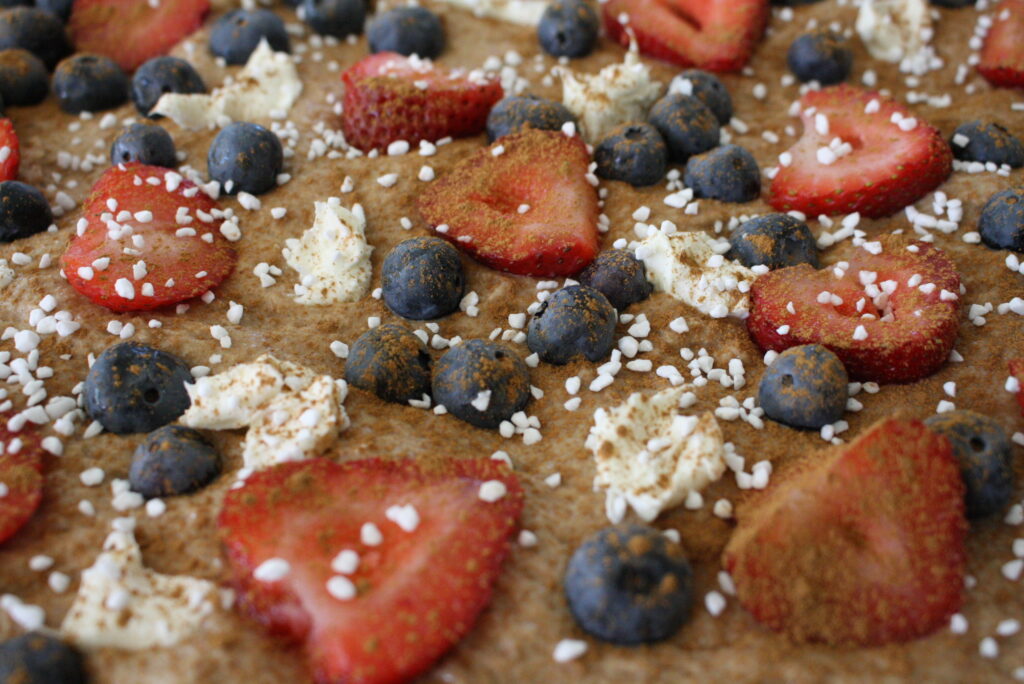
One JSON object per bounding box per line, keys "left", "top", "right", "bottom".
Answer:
{"left": 341, "top": 52, "right": 503, "bottom": 152}
{"left": 602, "top": 0, "right": 768, "bottom": 72}
{"left": 0, "top": 415, "right": 44, "bottom": 545}
{"left": 747, "top": 235, "right": 960, "bottom": 384}
{"left": 68, "top": 0, "right": 210, "bottom": 73}
{"left": 418, "top": 129, "right": 599, "bottom": 277}
{"left": 1010, "top": 359, "right": 1024, "bottom": 417}
{"left": 219, "top": 458, "right": 523, "bottom": 684}
{"left": 0, "top": 119, "right": 20, "bottom": 182}
{"left": 979, "top": 0, "right": 1024, "bottom": 89}
{"left": 61, "top": 163, "right": 236, "bottom": 313}
{"left": 768, "top": 85, "right": 952, "bottom": 218}
{"left": 723, "top": 418, "right": 967, "bottom": 646}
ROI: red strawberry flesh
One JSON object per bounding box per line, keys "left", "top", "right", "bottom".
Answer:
{"left": 0, "top": 118, "right": 20, "bottom": 182}
{"left": 0, "top": 415, "right": 43, "bottom": 545}
{"left": 979, "top": 0, "right": 1024, "bottom": 89}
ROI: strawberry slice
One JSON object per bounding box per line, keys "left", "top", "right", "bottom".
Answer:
{"left": 418, "top": 129, "right": 599, "bottom": 277}
{"left": 747, "top": 235, "right": 960, "bottom": 384}
{"left": 768, "top": 85, "right": 952, "bottom": 218}
{"left": 68, "top": 0, "right": 210, "bottom": 73}
{"left": 341, "top": 52, "right": 503, "bottom": 152}
{"left": 219, "top": 458, "right": 523, "bottom": 684}
{"left": 0, "top": 119, "right": 19, "bottom": 182}
{"left": 602, "top": 0, "right": 769, "bottom": 72}
{"left": 1010, "top": 359, "right": 1024, "bottom": 417}
{"left": 0, "top": 415, "right": 44, "bottom": 545}
{"left": 723, "top": 418, "right": 967, "bottom": 646}
{"left": 61, "top": 163, "right": 236, "bottom": 313}
{"left": 979, "top": 0, "right": 1024, "bottom": 89}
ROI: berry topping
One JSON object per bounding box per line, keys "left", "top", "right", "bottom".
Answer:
{"left": 602, "top": 0, "right": 769, "bottom": 72}
{"left": 527, "top": 285, "right": 617, "bottom": 364}
{"left": 0, "top": 48, "right": 47, "bottom": 106}
{"left": 564, "top": 524, "right": 694, "bottom": 645}
{"left": 728, "top": 213, "right": 819, "bottom": 269}
{"left": 786, "top": 31, "right": 852, "bottom": 86}
{"left": 432, "top": 339, "right": 530, "bottom": 428}
{"left": 61, "top": 163, "right": 237, "bottom": 312}
{"left": 930, "top": 0, "right": 976, "bottom": 6}
{"left": 684, "top": 143, "right": 761, "bottom": 203}
{"left": 0, "top": 7, "right": 71, "bottom": 70}
{"left": 418, "top": 129, "right": 599, "bottom": 277}
{"left": 978, "top": 0, "right": 1024, "bottom": 89}
{"left": 768, "top": 85, "right": 952, "bottom": 218}
{"left": 130, "top": 425, "right": 221, "bottom": 499}
{"left": 344, "top": 323, "right": 432, "bottom": 404}
{"left": 758, "top": 344, "right": 848, "bottom": 429}
{"left": 367, "top": 6, "right": 444, "bottom": 59}
{"left": 131, "top": 56, "right": 206, "bottom": 118}
{"left": 746, "top": 235, "right": 961, "bottom": 384}
{"left": 52, "top": 53, "right": 128, "bottom": 114}
{"left": 648, "top": 93, "right": 720, "bottom": 163}
{"left": 207, "top": 121, "right": 283, "bottom": 196}
{"left": 83, "top": 342, "right": 193, "bottom": 435}
{"left": 0, "top": 415, "right": 43, "bottom": 545}
{"left": 341, "top": 51, "right": 502, "bottom": 152}
{"left": 486, "top": 95, "right": 576, "bottom": 142}
{"left": 723, "top": 418, "right": 967, "bottom": 646}
{"left": 1011, "top": 359, "right": 1024, "bottom": 416}
{"left": 978, "top": 187, "right": 1024, "bottom": 252}
{"left": 667, "top": 69, "right": 733, "bottom": 124}
{"left": 35, "top": 0, "right": 72, "bottom": 22}
{"left": 209, "top": 9, "right": 289, "bottom": 66}
{"left": 577, "top": 248, "right": 653, "bottom": 310}
{"left": 594, "top": 122, "right": 668, "bottom": 187}
{"left": 0, "top": 633, "right": 85, "bottom": 684}
{"left": 0, "top": 118, "right": 16, "bottom": 182}
{"left": 538, "top": 0, "right": 599, "bottom": 59}
{"left": 0, "top": 181, "right": 52, "bottom": 243}
{"left": 219, "top": 457, "right": 523, "bottom": 684}
{"left": 110, "top": 123, "right": 177, "bottom": 168}
{"left": 950, "top": 120, "right": 1024, "bottom": 168}
{"left": 301, "top": 0, "right": 366, "bottom": 39}
{"left": 924, "top": 410, "right": 1014, "bottom": 519}
{"left": 381, "top": 236, "right": 465, "bottom": 320}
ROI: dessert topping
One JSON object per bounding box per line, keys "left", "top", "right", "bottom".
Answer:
{"left": 283, "top": 199, "right": 372, "bottom": 304}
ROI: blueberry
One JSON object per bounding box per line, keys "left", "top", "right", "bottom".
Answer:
{"left": 345, "top": 323, "right": 432, "bottom": 404}
{"left": 537, "top": 0, "right": 598, "bottom": 59}
{"left": 131, "top": 56, "right": 206, "bottom": 118}
{"left": 0, "top": 633, "right": 85, "bottom": 684}
{"left": 486, "top": 95, "right": 576, "bottom": 142}
{"left": 925, "top": 411, "right": 1014, "bottom": 518}
{"left": 209, "top": 9, "right": 290, "bottom": 65}
{"left": 432, "top": 339, "right": 531, "bottom": 429}
{"left": 930, "top": 0, "right": 975, "bottom": 6}
{"left": 729, "top": 213, "right": 819, "bottom": 269}
{"left": 648, "top": 94, "right": 720, "bottom": 164}
{"left": 111, "top": 123, "right": 177, "bottom": 168}
{"left": 0, "top": 181, "right": 52, "bottom": 242}
{"left": 668, "top": 69, "right": 732, "bottom": 125}
{"left": 0, "top": 7, "right": 71, "bottom": 70}
{"left": 978, "top": 187, "right": 1024, "bottom": 252}
{"left": 301, "top": 0, "right": 365, "bottom": 38}
{"left": 130, "top": 425, "right": 221, "bottom": 498}
{"left": 527, "top": 285, "right": 616, "bottom": 365}
{"left": 0, "top": 1, "right": 29, "bottom": 7}
{"left": 382, "top": 236, "right": 465, "bottom": 320}
{"left": 758, "top": 344, "right": 848, "bottom": 429}
{"left": 83, "top": 342, "right": 193, "bottom": 435}
{"left": 34, "top": 0, "right": 72, "bottom": 22}
{"left": 52, "top": 53, "right": 129, "bottom": 114}
{"left": 207, "top": 121, "right": 283, "bottom": 196}
{"left": 577, "top": 249, "right": 652, "bottom": 310}
{"left": 368, "top": 7, "right": 444, "bottom": 59}
{"left": 684, "top": 144, "right": 761, "bottom": 203}
{"left": 950, "top": 120, "right": 1024, "bottom": 168}
{"left": 564, "top": 525, "right": 694, "bottom": 645}
{"left": 594, "top": 122, "right": 668, "bottom": 187}
{"left": 0, "top": 48, "right": 46, "bottom": 105}
{"left": 787, "top": 31, "right": 852, "bottom": 85}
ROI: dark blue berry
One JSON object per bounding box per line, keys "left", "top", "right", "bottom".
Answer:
{"left": 0, "top": 47, "right": 45, "bottom": 105}
{"left": 729, "top": 213, "right": 819, "bottom": 269}
{"left": 787, "top": 31, "right": 852, "bottom": 85}
{"left": 209, "top": 9, "right": 290, "bottom": 65}
{"left": 537, "top": 0, "right": 598, "bottom": 59}
{"left": 0, "top": 633, "right": 85, "bottom": 684}
{"left": 301, "top": 0, "right": 365, "bottom": 38}
{"left": 577, "top": 249, "right": 652, "bottom": 310}
{"left": 368, "top": 7, "right": 444, "bottom": 59}
{"left": 111, "top": 123, "right": 177, "bottom": 168}
{"left": 207, "top": 121, "right": 283, "bottom": 196}
{"left": 131, "top": 56, "right": 206, "bottom": 118}
{"left": 130, "top": 425, "right": 221, "bottom": 498}
{"left": 758, "top": 344, "right": 848, "bottom": 430}
{"left": 669, "top": 69, "right": 732, "bottom": 125}
{"left": 648, "top": 94, "right": 720, "bottom": 164}
{"left": 52, "top": 53, "right": 128, "bottom": 114}
{"left": 0, "top": 1, "right": 29, "bottom": 8}
{"left": 0, "top": 7, "right": 70, "bottom": 70}
{"left": 0, "top": 181, "right": 51, "bottom": 242}
{"left": 345, "top": 323, "right": 432, "bottom": 404}
{"left": 564, "top": 525, "right": 694, "bottom": 645}
{"left": 930, "top": 0, "right": 975, "bottom": 7}
{"left": 978, "top": 187, "right": 1024, "bottom": 252}
{"left": 486, "top": 95, "right": 576, "bottom": 142}
{"left": 83, "top": 342, "right": 193, "bottom": 435}
{"left": 382, "top": 236, "right": 465, "bottom": 320}
{"left": 684, "top": 144, "right": 761, "bottom": 203}
{"left": 527, "top": 285, "right": 617, "bottom": 365}
{"left": 594, "top": 122, "right": 668, "bottom": 187}
{"left": 34, "top": 0, "right": 71, "bottom": 22}
{"left": 950, "top": 120, "right": 1024, "bottom": 168}
{"left": 432, "top": 339, "right": 530, "bottom": 429}
{"left": 925, "top": 411, "right": 1013, "bottom": 518}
